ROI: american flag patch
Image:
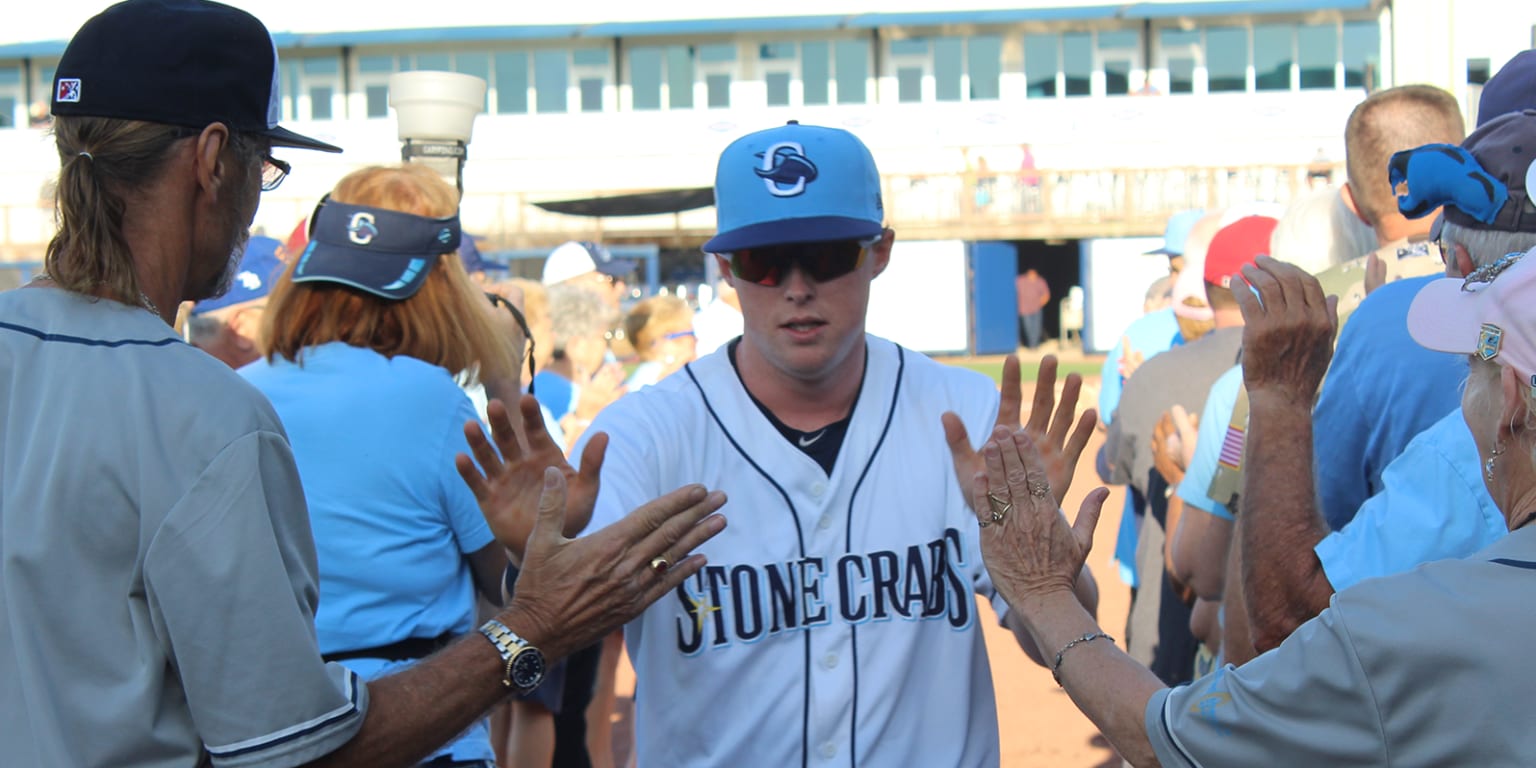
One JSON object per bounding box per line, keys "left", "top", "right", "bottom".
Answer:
{"left": 1217, "top": 423, "right": 1246, "bottom": 470}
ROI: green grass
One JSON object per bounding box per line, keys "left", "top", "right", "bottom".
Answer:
{"left": 942, "top": 358, "right": 1103, "bottom": 385}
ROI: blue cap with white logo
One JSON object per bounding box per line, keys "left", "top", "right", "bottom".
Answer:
{"left": 703, "top": 121, "right": 884, "bottom": 253}
{"left": 291, "top": 197, "right": 461, "bottom": 300}
{"left": 192, "top": 235, "right": 284, "bottom": 314}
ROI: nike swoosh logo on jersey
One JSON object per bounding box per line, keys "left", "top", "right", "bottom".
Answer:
{"left": 798, "top": 430, "right": 828, "bottom": 448}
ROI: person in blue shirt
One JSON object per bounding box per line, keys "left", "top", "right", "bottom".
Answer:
{"left": 244, "top": 164, "right": 535, "bottom": 767}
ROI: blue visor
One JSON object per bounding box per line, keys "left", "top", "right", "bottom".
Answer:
{"left": 292, "top": 197, "right": 461, "bottom": 300}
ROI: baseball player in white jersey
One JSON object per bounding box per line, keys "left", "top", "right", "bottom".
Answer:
{"left": 572, "top": 121, "right": 1098, "bottom": 766}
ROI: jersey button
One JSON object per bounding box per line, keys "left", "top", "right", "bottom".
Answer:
{"left": 819, "top": 742, "right": 837, "bottom": 759}
{"left": 821, "top": 652, "right": 839, "bottom": 669}
{"left": 810, "top": 481, "right": 827, "bottom": 497}
{"left": 817, "top": 514, "right": 834, "bottom": 530}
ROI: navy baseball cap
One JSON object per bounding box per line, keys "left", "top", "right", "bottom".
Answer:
{"left": 458, "top": 234, "right": 508, "bottom": 275}
{"left": 193, "top": 235, "right": 284, "bottom": 314}
{"left": 292, "top": 198, "right": 460, "bottom": 300}
{"left": 1479, "top": 51, "right": 1536, "bottom": 127}
{"left": 1146, "top": 209, "right": 1205, "bottom": 256}
{"left": 1392, "top": 111, "right": 1536, "bottom": 233}
{"left": 51, "top": 0, "right": 340, "bottom": 153}
{"left": 703, "top": 121, "right": 883, "bottom": 253}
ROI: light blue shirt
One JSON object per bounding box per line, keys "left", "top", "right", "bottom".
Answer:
{"left": 1312, "top": 276, "right": 1467, "bottom": 530}
{"left": 1176, "top": 365, "right": 1244, "bottom": 520}
{"left": 533, "top": 369, "right": 577, "bottom": 419}
{"left": 1315, "top": 409, "right": 1505, "bottom": 592}
{"left": 1099, "top": 308, "right": 1183, "bottom": 426}
{"left": 242, "top": 342, "right": 496, "bottom": 762}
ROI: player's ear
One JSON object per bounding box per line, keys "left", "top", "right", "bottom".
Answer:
{"left": 869, "top": 228, "right": 894, "bottom": 278}
{"left": 714, "top": 254, "right": 736, "bottom": 287}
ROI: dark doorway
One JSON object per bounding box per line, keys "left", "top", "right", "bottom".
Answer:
{"left": 1013, "top": 239, "right": 1081, "bottom": 345}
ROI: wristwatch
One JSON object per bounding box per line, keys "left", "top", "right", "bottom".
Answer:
{"left": 478, "top": 618, "right": 546, "bottom": 692}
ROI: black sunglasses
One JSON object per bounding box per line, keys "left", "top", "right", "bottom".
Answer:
{"left": 724, "top": 238, "right": 876, "bottom": 287}
{"left": 486, "top": 292, "right": 536, "bottom": 395}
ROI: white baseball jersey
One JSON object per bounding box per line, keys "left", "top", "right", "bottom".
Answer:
{"left": 579, "top": 335, "right": 1007, "bottom": 768}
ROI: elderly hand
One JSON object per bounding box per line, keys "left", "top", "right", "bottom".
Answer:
{"left": 944, "top": 355, "right": 1098, "bottom": 511}
{"left": 970, "top": 426, "right": 1111, "bottom": 606}
{"left": 457, "top": 395, "right": 606, "bottom": 559}
{"left": 1235, "top": 256, "right": 1340, "bottom": 406}
{"left": 507, "top": 468, "right": 726, "bottom": 660}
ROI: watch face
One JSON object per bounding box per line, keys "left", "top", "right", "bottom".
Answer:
{"left": 510, "top": 648, "right": 546, "bottom": 691}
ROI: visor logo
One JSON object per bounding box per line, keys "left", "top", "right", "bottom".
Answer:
{"left": 1478, "top": 323, "right": 1504, "bottom": 361}
{"left": 755, "top": 142, "right": 818, "bottom": 198}
{"left": 348, "top": 212, "right": 378, "bottom": 245}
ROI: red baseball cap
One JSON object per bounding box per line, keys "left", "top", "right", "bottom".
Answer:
{"left": 1204, "top": 216, "right": 1279, "bottom": 288}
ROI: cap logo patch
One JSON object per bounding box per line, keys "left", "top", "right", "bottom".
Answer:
{"left": 1478, "top": 323, "right": 1504, "bottom": 361}
{"left": 754, "top": 141, "right": 818, "bottom": 198}
{"left": 348, "top": 212, "right": 378, "bottom": 246}
{"left": 437, "top": 227, "right": 453, "bottom": 244}
{"left": 56, "top": 78, "right": 81, "bottom": 103}
{"left": 236, "top": 271, "right": 261, "bottom": 291}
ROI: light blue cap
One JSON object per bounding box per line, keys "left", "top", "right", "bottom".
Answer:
{"left": 1146, "top": 209, "right": 1206, "bottom": 256}
{"left": 703, "top": 121, "right": 884, "bottom": 253}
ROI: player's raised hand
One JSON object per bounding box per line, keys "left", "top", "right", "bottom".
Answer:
{"left": 507, "top": 468, "right": 726, "bottom": 661}
{"left": 1020, "top": 355, "right": 1098, "bottom": 507}
{"left": 457, "top": 394, "right": 607, "bottom": 560}
{"left": 944, "top": 355, "right": 1095, "bottom": 510}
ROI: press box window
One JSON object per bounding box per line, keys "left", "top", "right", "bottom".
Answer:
{"left": 1342, "top": 21, "right": 1380, "bottom": 89}
{"left": 494, "top": 52, "right": 530, "bottom": 114}
{"left": 761, "top": 42, "right": 796, "bottom": 106}
{"left": 1206, "top": 26, "right": 1249, "bottom": 92}
{"left": 835, "top": 39, "right": 870, "bottom": 104}
{"left": 1159, "top": 28, "right": 1200, "bottom": 94}
{"left": 0, "top": 66, "right": 22, "bottom": 128}
{"left": 1025, "top": 34, "right": 1058, "bottom": 97}
{"left": 890, "top": 38, "right": 928, "bottom": 103}
{"left": 1097, "top": 29, "right": 1139, "bottom": 96}
{"left": 1253, "top": 24, "right": 1293, "bottom": 91}
{"left": 698, "top": 43, "right": 736, "bottom": 109}
{"left": 1062, "top": 32, "right": 1092, "bottom": 97}
{"left": 1298, "top": 24, "right": 1338, "bottom": 89}
{"left": 573, "top": 48, "right": 610, "bottom": 112}
{"left": 628, "top": 46, "right": 694, "bottom": 110}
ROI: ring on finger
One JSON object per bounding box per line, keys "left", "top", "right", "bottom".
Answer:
{"left": 650, "top": 557, "right": 671, "bottom": 575}
{"left": 986, "top": 491, "right": 1014, "bottom": 517}
{"left": 1028, "top": 479, "right": 1051, "bottom": 499}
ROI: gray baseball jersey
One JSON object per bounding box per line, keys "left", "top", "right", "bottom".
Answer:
{"left": 0, "top": 287, "right": 366, "bottom": 767}
{"left": 1148, "top": 524, "right": 1536, "bottom": 766}
{"left": 578, "top": 336, "right": 1008, "bottom": 767}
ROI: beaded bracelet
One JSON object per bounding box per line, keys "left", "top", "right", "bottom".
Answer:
{"left": 1051, "top": 631, "right": 1114, "bottom": 685}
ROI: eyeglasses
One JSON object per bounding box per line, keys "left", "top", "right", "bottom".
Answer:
{"left": 261, "top": 156, "right": 290, "bottom": 192}
{"left": 485, "top": 292, "right": 537, "bottom": 394}
{"left": 723, "top": 237, "right": 877, "bottom": 287}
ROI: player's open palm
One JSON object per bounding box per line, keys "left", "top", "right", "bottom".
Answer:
{"left": 1236, "top": 256, "right": 1339, "bottom": 406}
{"left": 509, "top": 468, "right": 727, "bottom": 659}
{"left": 457, "top": 395, "right": 606, "bottom": 560}
{"left": 944, "top": 355, "right": 1096, "bottom": 511}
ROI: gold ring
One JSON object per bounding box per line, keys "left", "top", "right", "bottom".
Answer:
{"left": 1029, "top": 480, "right": 1051, "bottom": 499}
{"left": 650, "top": 557, "right": 671, "bottom": 575}
{"left": 986, "top": 491, "right": 1014, "bottom": 517}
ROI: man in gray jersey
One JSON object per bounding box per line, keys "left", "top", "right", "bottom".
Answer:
{"left": 0, "top": 3, "right": 721, "bottom": 766}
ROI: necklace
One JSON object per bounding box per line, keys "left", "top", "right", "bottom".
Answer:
{"left": 138, "top": 291, "right": 161, "bottom": 317}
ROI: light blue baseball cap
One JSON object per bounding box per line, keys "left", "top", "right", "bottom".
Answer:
{"left": 1146, "top": 209, "right": 1206, "bottom": 256}
{"left": 703, "top": 121, "right": 884, "bottom": 253}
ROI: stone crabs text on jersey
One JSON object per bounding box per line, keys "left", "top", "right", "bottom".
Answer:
{"left": 674, "top": 527, "right": 975, "bottom": 654}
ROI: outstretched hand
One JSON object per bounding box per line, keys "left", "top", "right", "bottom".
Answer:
{"left": 456, "top": 395, "right": 606, "bottom": 560}
{"left": 970, "top": 426, "right": 1111, "bottom": 608}
{"left": 944, "top": 355, "right": 1097, "bottom": 510}
{"left": 507, "top": 468, "right": 727, "bottom": 661}
{"left": 1234, "top": 256, "right": 1339, "bottom": 406}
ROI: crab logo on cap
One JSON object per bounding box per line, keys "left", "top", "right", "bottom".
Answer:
{"left": 348, "top": 212, "right": 378, "bottom": 246}
{"left": 754, "top": 141, "right": 818, "bottom": 198}
{"left": 1478, "top": 323, "right": 1504, "bottom": 361}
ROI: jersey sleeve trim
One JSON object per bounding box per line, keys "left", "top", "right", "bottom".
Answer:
{"left": 204, "top": 667, "right": 363, "bottom": 760}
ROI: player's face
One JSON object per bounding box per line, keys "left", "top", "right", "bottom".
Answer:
{"left": 720, "top": 230, "right": 892, "bottom": 385}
